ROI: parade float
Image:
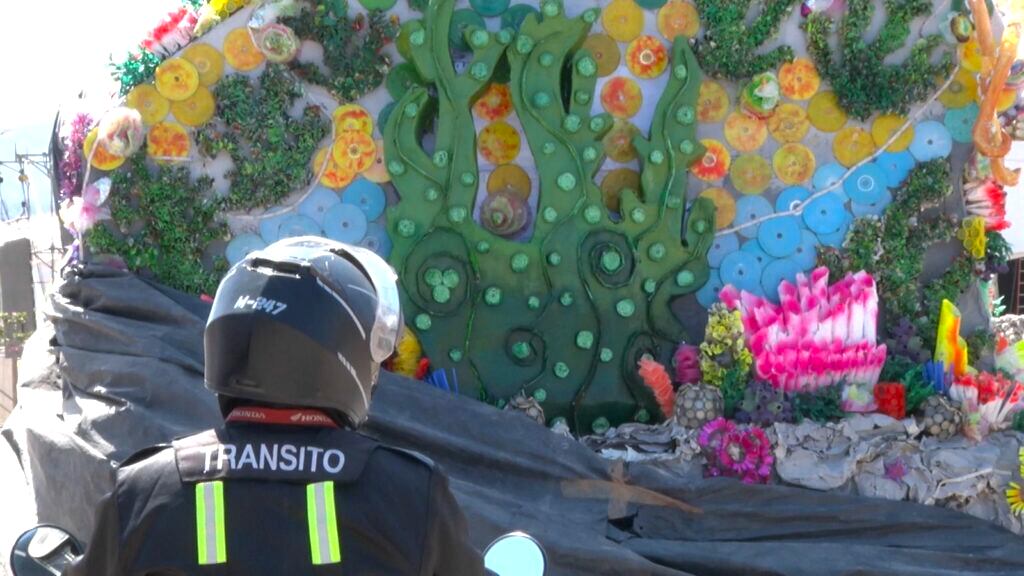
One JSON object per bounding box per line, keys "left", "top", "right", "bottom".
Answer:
{"left": 7, "top": 0, "right": 1024, "bottom": 571}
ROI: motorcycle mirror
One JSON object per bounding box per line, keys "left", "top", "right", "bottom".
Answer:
{"left": 9, "top": 525, "right": 83, "bottom": 576}
{"left": 483, "top": 531, "right": 547, "bottom": 576}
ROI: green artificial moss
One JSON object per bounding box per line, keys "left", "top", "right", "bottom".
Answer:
{"left": 86, "top": 156, "right": 228, "bottom": 295}
{"left": 820, "top": 159, "right": 971, "bottom": 352}
{"left": 110, "top": 49, "right": 162, "bottom": 98}
{"left": 694, "top": 0, "right": 801, "bottom": 79}
{"left": 283, "top": 0, "right": 399, "bottom": 102}
{"left": 720, "top": 367, "right": 750, "bottom": 419}
{"left": 200, "top": 65, "right": 330, "bottom": 210}
{"left": 805, "top": 0, "right": 953, "bottom": 119}
{"left": 792, "top": 382, "right": 844, "bottom": 423}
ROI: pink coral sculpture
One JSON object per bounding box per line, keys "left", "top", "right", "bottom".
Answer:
{"left": 719, "top": 267, "right": 887, "bottom": 394}
{"left": 673, "top": 343, "right": 702, "bottom": 385}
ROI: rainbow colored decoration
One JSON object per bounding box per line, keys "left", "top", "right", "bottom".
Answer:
{"left": 720, "top": 267, "right": 887, "bottom": 394}
{"left": 934, "top": 299, "right": 969, "bottom": 378}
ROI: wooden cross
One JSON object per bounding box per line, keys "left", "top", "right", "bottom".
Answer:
{"left": 560, "top": 460, "right": 702, "bottom": 520}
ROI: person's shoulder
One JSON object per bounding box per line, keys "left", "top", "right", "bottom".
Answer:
{"left": 344, "top": 430, "right": 436, "bottom": 471}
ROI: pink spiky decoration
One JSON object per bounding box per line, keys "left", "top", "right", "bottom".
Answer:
{"left": 673, "top": 343, "right": 701, "bottom": 385}
{"left": 719, "top": 267, "right": 887, "bottom": 394}
{"left": 964, "top": 178, "right": 1011, "bottom": 232}
{"left": 638, "top": 355, "right": 675, "bottom": 419}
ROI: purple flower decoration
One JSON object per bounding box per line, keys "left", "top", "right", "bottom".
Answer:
{"left": 59, "top": 113, "right": 94, "bottom": 200}
{"left": 884, "top": 457, "right": 908, "bottom": 482}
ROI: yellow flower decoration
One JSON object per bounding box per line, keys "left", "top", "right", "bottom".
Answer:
{"left": 958, "top": 216, "right": 987, "bottom": 260}
{"left": 1008, "top": 482, "right": 1024, "bottom": 516}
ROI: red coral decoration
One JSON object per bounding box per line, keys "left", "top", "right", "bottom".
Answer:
{"left": 638, "top": 355, "right": 675, "bottom": 419}
{"left": 414, "top": 357, "right": 431, "bottom": 381}
{"left": 874, "top": 382, "right": 906, "bottom": 419}
{"left": 673, "top": 343, "right": 702, "bottom": 385}
{"left": 964, "top": 178, "right": 1010, "bottom": 232}
{"left": 142, "top": 7, "right": 199, "bottom": 58}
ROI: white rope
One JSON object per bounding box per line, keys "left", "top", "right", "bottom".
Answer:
{"left": 714, "top": 64, "right": 962, "bottom": 238}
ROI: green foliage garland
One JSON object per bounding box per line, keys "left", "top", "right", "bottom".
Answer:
{"left": 87, "top": 156, "right": 228, "bottom": 295}
{"left": 805, "top": 0, "right": 953, "bottom": 119}
{"left": 694, "top": 0, "right": 801, "bottom": 79}
{"left": 283, "top": 0, "right": 399, "bottom": 102}
{"left": 110, "top": 49, "right": 162, "bottom": 98}
{"left": 199, "top": 64, "right": 330, "bottom": 210}
{"left": 820, "top": 159, "right": 970, "bottom": 351}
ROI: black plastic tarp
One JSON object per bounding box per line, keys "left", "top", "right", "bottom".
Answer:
{"left": 3, "top": 266, "right": 1024, "bottom": 575}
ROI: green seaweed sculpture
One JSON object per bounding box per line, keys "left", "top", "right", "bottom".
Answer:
{"left": 694, "top": 0, "right": 802, "bottom": 79}
{"left": 805, "top": 0, "right": 954, "bottom": 119}
{"left": 383, "top": 0, "right": 715, "bottom": 432}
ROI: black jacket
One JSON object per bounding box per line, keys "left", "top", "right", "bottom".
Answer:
{"left": 66, "top": 422, "right": 485, "bottom": 575}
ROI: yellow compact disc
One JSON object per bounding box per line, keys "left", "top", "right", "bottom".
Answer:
{"left": 773, "top": 143, "right": 815, "bottom": 185}
{"left": 582, "top": 34, "right": 621, "bottom": 78}
{"left": 768, "top": 103, "right": 810, "bottom": 143}
{"left": 724, "top": 112, "right": 768, "bottom": 152}
{"left": 601, "top": 168, "right": 643, "bottom": 213}
{"left": 181, "top": 43, "right": 225, "bottom": 86}
{"left": 474, "top": 83, "right": 514, "bottom": 121}
{"left": 832, "top": 126, "right": 875, "bottom": 167}
{"left": 626, "top": 35, "right": 668, "bottom": 79}
{"left": 332, "top": 104, "right": 374, "bottom": 135}
{"left": 870, "top": 114, "right": 914, "bottom": 152}
{"left": 779, "top": 58, "right": 821, "bottom": 101}
{"left": 657, "top": 0, "right": 700, "bottom": 41}
{"left": 488, "top": 164, "right": 532, "bottom": 199}
{"left": 362, "top": 140, "right": 391, "bottom": 184}
{"left": 126, "top": 84, "right": 170, "bottom": 126}
{"left": 332, "top": 131, "right": 377, "bottom": 174}
{"left": 601, "top": 77, "right": 643, "bottom": 118}
{"left": 698, "top": 80, "right": 730, "bottom": 123}
{"left": 602, "top": 0, "right": 644, "bottom": 43}
{"left": 700, "top": 187, "right": 736, "bottom": 229}
{"left": 479, "top": 121, "right": 522, "bottom": 165}
{"left": 147, "top": 122, "right": 191, "bottom": 163}
{"left": 83, "top": 128, "right": 126, "bottom": 171}
{"left": 313, "top": 147, "right": 356, "bottom": 189}
{"left": 730, "top": 154, "right": 772, "bottom": 195}
{"left": 603, "top": 119, "right": 641, "bottom": 163}
{"left": 154, "top": 58, "right": 200, "bottom": 102}
{"left": 171, "top": 86, "right": 216, "bottom": 127}
{"left": 938, "top": 68, "right": 978, "bottom": 109}
{"left": 807, "top": 91, "right": 848, "bottom": 133}
{"left": 224, "top": 27, "right": 266, "bottom": 72}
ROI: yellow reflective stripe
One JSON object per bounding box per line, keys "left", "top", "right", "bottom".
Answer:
{"left": 195, "top": 481, "right": 226, "bottom": 565}
{"left": 306, "top": 481, "right": 341, "bottom": 565}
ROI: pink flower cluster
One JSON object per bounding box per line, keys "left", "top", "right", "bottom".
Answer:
{"left": 698, "top": 418, "right": 773, "bottom": 484}
{"left": 950, "top": 370, "right": 1024, "bottom": 440}
{"left": 59, "top": 113, "right": 94, "bottom": 199}
{"left": 720, "top": 267, "right": 887, "bottom": 393}
{"left": 142, "top": 7, "right": 199, "bottom": 57}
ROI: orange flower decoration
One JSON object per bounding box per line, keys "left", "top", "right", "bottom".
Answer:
{"left": 626, "top": 36, "right": 668, "bottom": 79}
{"left": 692, "top": 139, "right": 731, "bottom": 181}
{"left": 224, "top": 27, "right": 265, "bottom": 72}
{"left": 332, "top": 104, "right": 373, "bottom": 135}
{"left": 768, "top": 103, "right": 810, "bottom": 143}
{"left": 332, "top": 131, "right": 377, "bottom": 173}
{"left": 147, "top": 122, "right": 191, "bottom": 162}
{"left": 83, "top": 129, "right": 125, "bottom": 171}
{"left": 730, "top": 154, "right": 772, "bottom": 195}
{"left": 479, "top": 121, "right": 522, "bottom": 165}
{"left": 778, "top": 58, "right": 820, "bottom": 100}
{"left": 724, "top": 112, "right": 767, "bottom": 152}
{"left": 697, "top": 81, "right": 729, "bottom": 123}
{"left": 474, "top": 83, "right": 514, "bottom": 121}
{"left": 313, "top": 148, "right": 355, "bottom": 189}
{"left": 601, "top": 77, "right": 643, "bottom": 118}
{"left": 773, "top": 143, "right": 815, "bottom": 184}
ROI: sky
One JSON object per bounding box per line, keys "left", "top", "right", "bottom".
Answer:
{"left": 0, "top": 0, "right": 178, "bottom": 220}
{"left": 0, "top": 0, "right": 1023, "bottom": 253}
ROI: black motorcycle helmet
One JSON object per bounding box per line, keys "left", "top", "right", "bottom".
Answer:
{"left": 204, "top": 236, "right": 402, "bottom": 428}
